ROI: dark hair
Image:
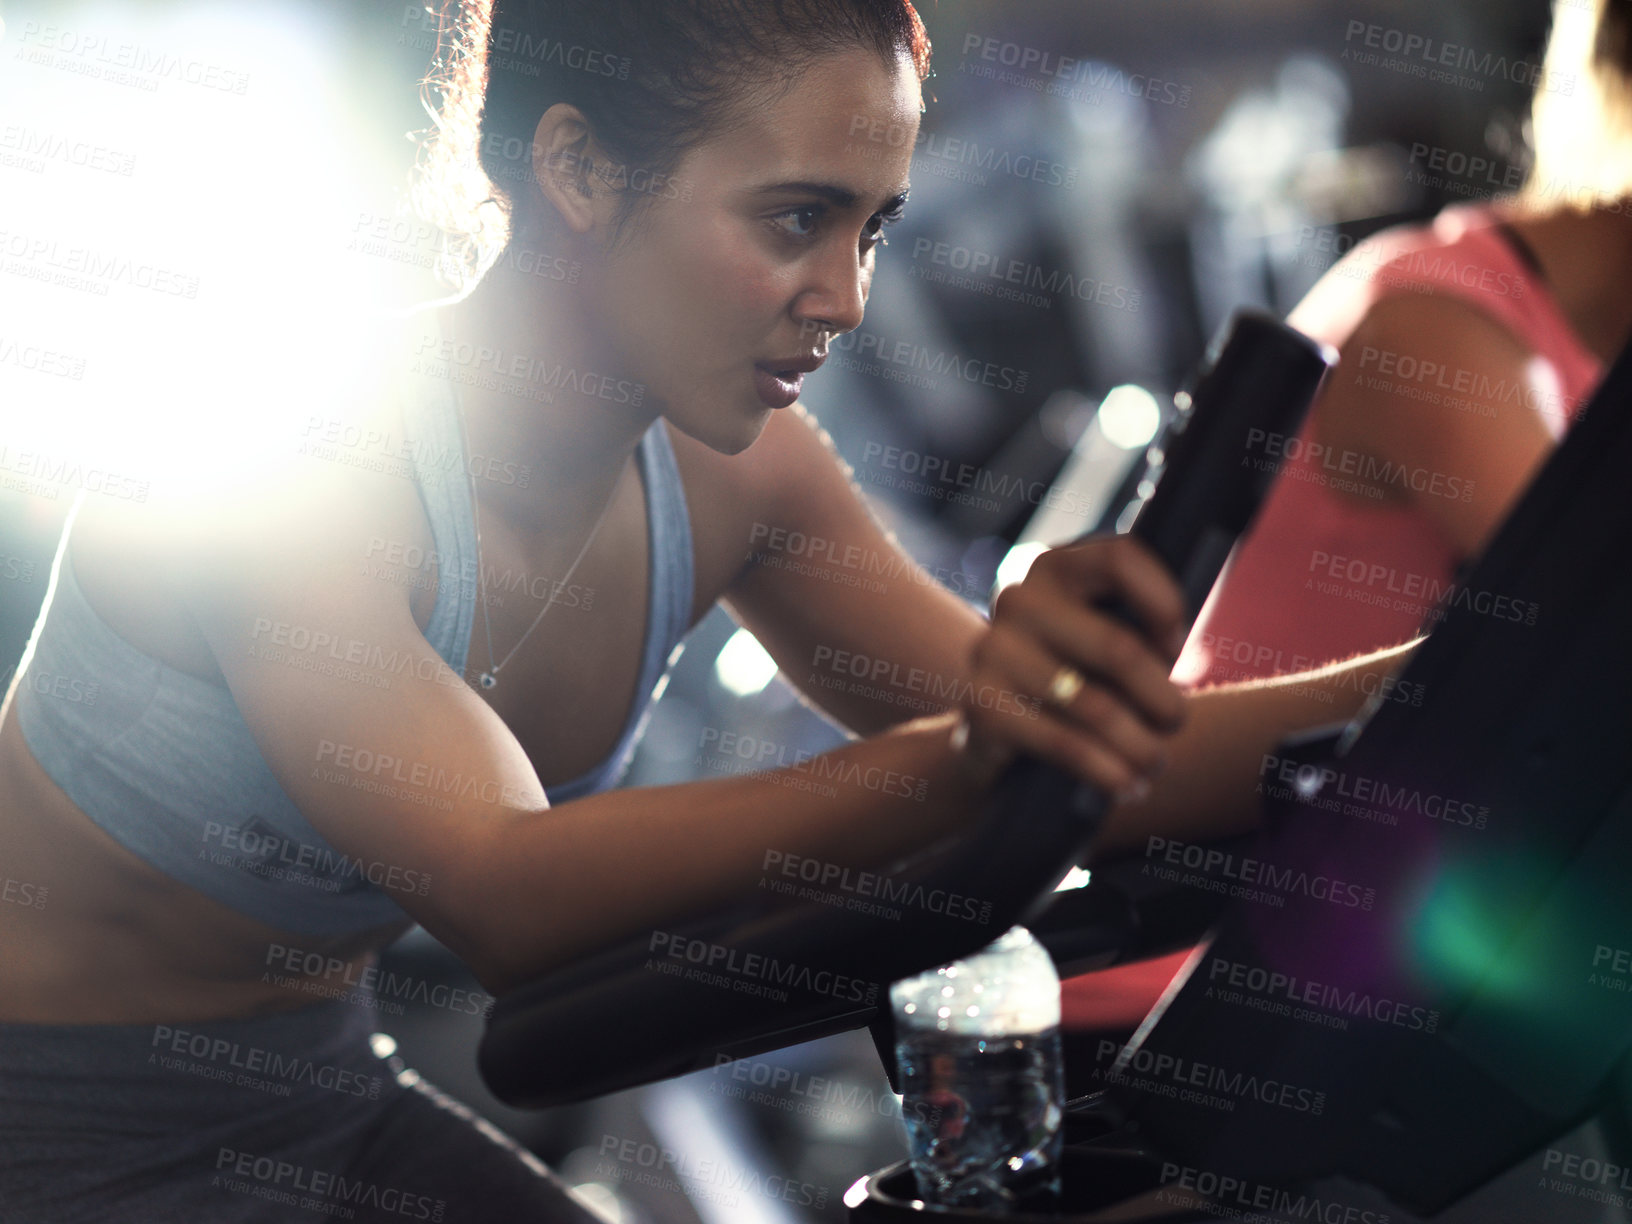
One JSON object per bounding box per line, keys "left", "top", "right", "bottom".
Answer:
{"left": 415, "top": 0, "right": 932, "bottom": 292}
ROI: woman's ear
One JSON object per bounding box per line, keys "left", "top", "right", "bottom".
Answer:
{"left": 530, "top": 103, "right": 616, "bottom": 234}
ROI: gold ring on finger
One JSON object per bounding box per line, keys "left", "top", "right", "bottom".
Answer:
{"left": 1046, "top": 665, "right": 1086, "bottom": 709}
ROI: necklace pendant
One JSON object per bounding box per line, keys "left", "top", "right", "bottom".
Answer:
{"left": 479, "top": 671, "right": 498, "bottom": 690}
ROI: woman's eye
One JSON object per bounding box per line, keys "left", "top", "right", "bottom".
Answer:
{"left": 862, "top": 205, "right": 906, "bottom": 250}
{"left": 771, "top": 206, "right": 823, "bottom": 239}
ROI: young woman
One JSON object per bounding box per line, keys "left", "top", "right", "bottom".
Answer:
{"left": 0, "top": 2, "right": 1412, "bottom": 1219}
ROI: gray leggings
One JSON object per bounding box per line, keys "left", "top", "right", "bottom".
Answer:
{"left": 0, "top": 998, "right": 605, "bottom": 1223}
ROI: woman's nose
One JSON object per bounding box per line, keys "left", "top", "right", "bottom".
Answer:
{"left": 793, "top": 247, "right": 869, "bottom": 338}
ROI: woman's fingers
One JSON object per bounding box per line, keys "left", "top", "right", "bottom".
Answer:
{"left": 960, "top": 533, "right": 1190, "bottom": 794}
{"left": 966, "top": 623, "right": 1170, "bottom": 797}
{"left": 1032, "top": 535, "right": 1189, "bottom": 662}
{"left": 992, "top": 571, "right": 1186, "bottom": 733}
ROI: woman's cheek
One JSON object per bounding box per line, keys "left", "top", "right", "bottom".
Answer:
{"left": 717, "top": 248, "right": 788, "bottom": 323}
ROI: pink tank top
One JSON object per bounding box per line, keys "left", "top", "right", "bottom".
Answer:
{"left": 1176, "top": 204, "right": 1603, "bottom": 689}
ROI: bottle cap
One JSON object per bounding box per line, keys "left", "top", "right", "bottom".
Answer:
{"left": 890, "top": 926, "right": 1061, "bottom": 1036}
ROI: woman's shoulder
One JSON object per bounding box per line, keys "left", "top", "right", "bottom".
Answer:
{"left": 83, "top": 330, "right": 438, "bottom": 631}
{"left": 1290, "top": 203, "right": 1533, "bottom": 351}
{"left": 58, "top": 404, "right": 430, "bottom": 687}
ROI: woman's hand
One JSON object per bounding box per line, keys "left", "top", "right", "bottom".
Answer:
{"left": 959, "top": 536, "right": 1188, "bottom": 798}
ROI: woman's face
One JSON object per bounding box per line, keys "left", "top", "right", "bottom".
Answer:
{"left": 582, "top": 48, "right": 923, "bottom": 454}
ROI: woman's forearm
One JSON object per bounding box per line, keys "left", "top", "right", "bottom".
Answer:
{"left": 1091, "top": 638, "right": 1423, "bottom": 860}
{"left": 458, "top": 711, "right": 984, "bottom": 992}
{"left": 459, "top": 638, "right": 1421, "bottom": 990}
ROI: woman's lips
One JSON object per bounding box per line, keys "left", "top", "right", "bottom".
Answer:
{"left": 753, "top": 366, "right": 805, "bottom": 409}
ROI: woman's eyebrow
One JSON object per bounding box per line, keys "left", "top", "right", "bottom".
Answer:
{"left": 755, "top": 182, "right": 911, "bottom": 212}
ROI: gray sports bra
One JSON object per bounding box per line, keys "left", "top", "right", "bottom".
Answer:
{"left": 13, "top": 333, "right": 694, "bottom": 936}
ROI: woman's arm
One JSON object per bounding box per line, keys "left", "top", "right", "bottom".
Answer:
{"left": 696, "top": 405, "right": 1192, "bottom": 791}
{"left": 183, "top": 462, "right": 1187, "bottom": 996}
{"left": 714, "top": 404, "right": 989, "bottom": 735}
{"left": 1300, "top": 292, "right": 1560, "bottom": 559}
{"left": 959, "top": 536, "right": 1426, "bottom": 857}
{"left": 714, "top": 406, "right": 1433, "bottom": 869}
{"left": 1090, "top": 638, "right": 1422, "bottom": 859}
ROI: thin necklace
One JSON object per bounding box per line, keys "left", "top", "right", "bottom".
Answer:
{"left": 454, "top": 397, "right": 606, "bottom": 691}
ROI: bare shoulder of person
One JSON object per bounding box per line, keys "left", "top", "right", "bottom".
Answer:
{"left": 153, "top": 332, "right": 433, "bottom": 592}
{"left": 57, "top": 342, "right": 429, "bottom": 685}
{"left": 1316, "top": 292, "right": 1556, "bottom": 555}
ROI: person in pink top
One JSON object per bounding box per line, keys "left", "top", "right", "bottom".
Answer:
{"left": 1177, "top": 201, "right": 1607, "bottom": 691}
{"left": 1066, "top": 0, "right": 1632, "bottom": 1037}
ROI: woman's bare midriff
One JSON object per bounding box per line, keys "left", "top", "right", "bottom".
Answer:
{"left": 0, "top": 704, "right": 410, "bottom": 1023}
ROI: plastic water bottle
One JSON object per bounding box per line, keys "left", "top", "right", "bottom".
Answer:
{"left": 890, "top": 926, "right": 1064, "bottom": 1211}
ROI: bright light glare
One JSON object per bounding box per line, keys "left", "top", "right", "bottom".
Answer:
{"left": 1097, "top": 385, "right": 1163, "bottom": 450}
{"left": 566, "top": 1182, "right": 626, "bottom": 1224}
{"left": 1054, "top": 866, "right": 1091, "bottom": 892}
{"left": 714, "top": 629, "right": 779, "bottom": 698}
{"left": 994, "top": 541, "right": 1049, "bottom": 595}
{"left": 0, "top": 5, "right": 402, "bottom": 521}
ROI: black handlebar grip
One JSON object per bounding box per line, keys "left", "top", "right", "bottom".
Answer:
{"left": 989, "top": 311, "right": 1334, "bottom": 848}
